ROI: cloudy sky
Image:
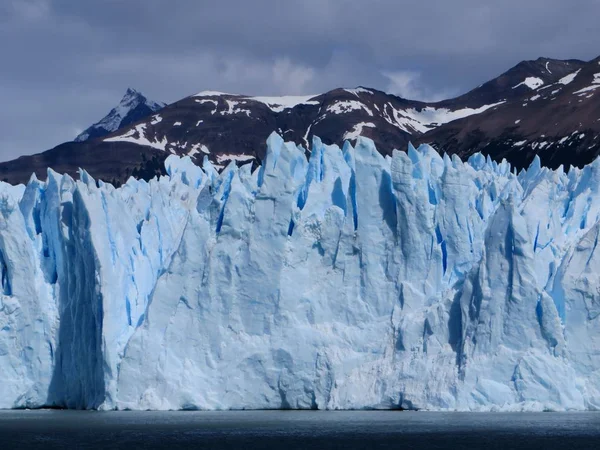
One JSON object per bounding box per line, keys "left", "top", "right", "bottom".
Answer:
{"left": 1, "top": 0, "right": 599, "bottom": 161}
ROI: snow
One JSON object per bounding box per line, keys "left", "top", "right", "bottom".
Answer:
{"left": 343, "top": 122, "right": 376, "bottom": 140}
{"left": 194, "top": 91, "right": 236, "bottom": 97}
{"left": 559, "top": 69, "right": 581, "bottom": 85}
{"left": 512, "top": 77, "right": 544, "bottom": 90}
{"left": 220, "top": 100, "right": 251, "bottom": 117}
{"left": 515, "top": 119, "right": 521, "bottom": 124}
{"left": 573, "top": 73, "right": 600, "bottom": 96}
{"left": 513, "top": 140, "right": 527, "bottom": 146}
{"left": 573, "top": 85, "right": 600, "bottom": 95}
{"left": 545, "top": 62, "right": 551, "bottom": 73}
{"left": 530, "top": 95, "right": 541, "bottom": 101}
{"left": 196, "top": 120, "right": 203, "bottom": 126}
{"left": 216, "top": 153, "right": 256, "bottom": 163}
{"left": 247, "top": 95, "right": 320, "bottom": 112}
{"left": 150, "top": 115, "right": 162, "bottom": 125}
{"left": 187, "top": 144, "right": 210, "bottom": 158}
{"left": 345, "top": 88, "right": 374, "bottom": 97}
{"left": 195, "top": 99, "right": 218, "bottom": 106}
{"left": 173, "top": 122, "right": 182, "bottom": 126}
{"left": 104, "top": 123, "right": 168, "bottom": 151}
{"left": 195, "top": 99, "right": 218, "bottom": 114}
{"left": 193, "top": 92, "right": 320, "bottom": 113}
{"left": 390, "top": 101, "right": 506, "bottom": 134}
{"left": 327, "top": 100, "right": 373, "bottom": 116}
{"left": 2, "top": 133, "right": 600, "bottom": 411}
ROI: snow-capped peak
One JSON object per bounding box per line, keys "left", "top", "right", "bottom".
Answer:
{"left": 75, "top": 88, "right": 165, "bottom": 142}
{"left": 121, "top": 88, "right": 164, "bottom": 112}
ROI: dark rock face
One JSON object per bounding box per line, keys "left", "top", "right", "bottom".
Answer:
{"left": 2, "top": 56, "right": 599, "bottom": 185}
{"left": 0, "top": 141, "right": 167, "bottom": 186}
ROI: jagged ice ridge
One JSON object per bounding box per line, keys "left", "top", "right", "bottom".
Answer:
{"left": 0, "top": 132, "right": 599, "bottom": 411}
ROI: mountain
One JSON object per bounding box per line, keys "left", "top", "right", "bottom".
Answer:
{"left": 0, "top": 56, "right": 599, "bottom": 185}
{"left": 2, "top": 136, "right": 600, "bottom": 410}
{"left": 0, "top": 87, "right": 506, "bottom": 185}
{"left": 91, "top": 86, "right": 516, "bottom": 171}
{"left": 418, "top": 56, "right": 600, "bottom": 169}
{"left": 436, "top": 57, "right": 586, "bottom": 108}
{"left": 74, "top": 88, "right": 165, "bottom": 142}
{"left": 0, "top": 90, "right": 166, "bottom": 186}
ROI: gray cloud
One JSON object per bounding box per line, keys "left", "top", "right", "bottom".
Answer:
{"left": 1, "top": 0, "right": 599, "bottom": 161}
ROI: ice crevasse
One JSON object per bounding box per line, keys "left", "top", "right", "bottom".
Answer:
{"left": 0, "top": 132, "right": 599, "bottom": 411}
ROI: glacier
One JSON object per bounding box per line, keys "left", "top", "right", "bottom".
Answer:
{"left": 0, "top": 132, "right": 599, "bottom": 411}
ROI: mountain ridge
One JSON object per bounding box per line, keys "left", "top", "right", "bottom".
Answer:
{"left": 1, "top": 55, "right": 599, "bottom": 185}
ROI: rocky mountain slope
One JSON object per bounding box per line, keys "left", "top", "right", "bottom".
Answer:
{"left": 1, "top": 56, "right": 598, "bottom": 185}
{"left": 420, "top": 57, "right": 600, "bottom": 169}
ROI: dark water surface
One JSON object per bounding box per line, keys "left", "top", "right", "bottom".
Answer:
{"left": 0, "top": 410, "right": 599, "bottom": 449}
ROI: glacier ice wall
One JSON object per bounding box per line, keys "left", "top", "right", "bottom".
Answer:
{"left": 0, "top": 132, "right": 599, "bottom": 411}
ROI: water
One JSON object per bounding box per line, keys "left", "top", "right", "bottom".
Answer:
{"left": 0, "top": 410, "right": 599, "bottom": 449}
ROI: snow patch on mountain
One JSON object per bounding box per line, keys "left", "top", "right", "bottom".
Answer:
{"left": 194, "top": 91, "right": 234, "bottom": 97}
{"left": 559, "top": 69, "right": 581, "bottom": 85}
{"left": 389, "top": 101, "right": 506, "bottom": 134}
{"left": 193, "top": 92, "right": 320, "bottom": 113}
{"left": 327, "top": 100, "right": 374, "bottom": 116}
{"left": 573, "top": 73, "right": 600, "bottom": 96}
{"left": 513, "top": 77, "right": 544, "bottom": 90}
{"left": 343, "top": 122, "right": 376, "bottom": 140}
{"left": 104, "top": 123, "right": 168, "bottom": 151}
{"left": 220, "top": 100, "right": 252, "bottom": 117}
{"left": 216, "top": 153, "right": 255, "bottom": 164}
{"left": 345, "top": 88, "right": 374, "bottom": 97}
{"left": 194, "top": 99, "right": 218, "bottom": 114}
{"left": 247, "top": 95, "right": 320, "bottom": 112}
{"left": 187, "top": 143, "right": 210, "bottom": 158}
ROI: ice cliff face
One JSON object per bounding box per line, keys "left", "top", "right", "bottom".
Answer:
{"left": 1, "top": 133, "right": 599, "bottom": 411}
